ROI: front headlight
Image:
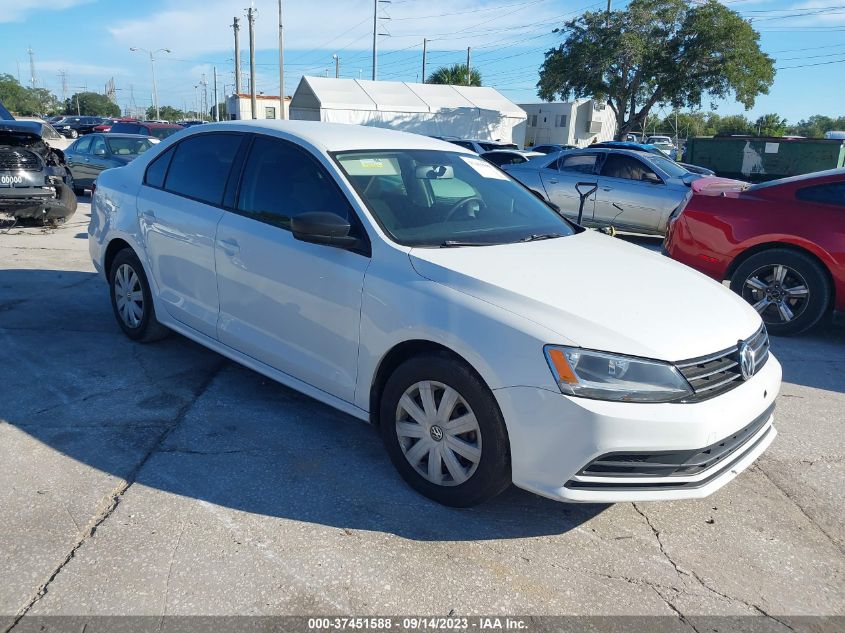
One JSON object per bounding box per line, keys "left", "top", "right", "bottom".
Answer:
{"left": 544, "top": 346, "right": 692, "bottom": 403}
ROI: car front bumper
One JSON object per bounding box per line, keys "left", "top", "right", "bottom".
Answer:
{"left": 494, "top": 353, "right": 781, "bottom": 503}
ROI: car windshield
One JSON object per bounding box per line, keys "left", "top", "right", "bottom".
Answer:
{"left": 479, "top": 142, "right": 518, "bottom": 151}
{"left": 106, "top": 137, "right": 154, "bottom": 155}
{"left": 147, "top": 127, "right": 181, "bottom": 139}
{"left": 644, "top": 154, "right": 688, "bottom": 178}
{"left": 335, "top": 149, "right": 577, "bottom": 247}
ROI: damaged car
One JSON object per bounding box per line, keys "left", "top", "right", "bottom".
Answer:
{"left": 0, "top": 120, "right": 78, "bottom": 225}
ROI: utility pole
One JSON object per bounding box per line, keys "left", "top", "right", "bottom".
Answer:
{"left": 28, "top": 46, "right": 37, "bottom": 88}
{"left": 200, "top": 73, "right": 209, "bottom": 120}
{"left": 58, "top": 70, "right": 68, "bottom": 102}
{"left": 466, "top": 47, "right": 472, "bottom": 86}
{"left": 421, "top": 38, "right": 427, "bottom": 83}
{"left": 246, "top": 6, "right": 258, "bottom": 119}
{"left": 213, "top": 66, "right": 220, "bottom": 121}
{"left": 130, "top": 47, "right": 170, "bottom": 120}
{"left": 232, "top": 17, "right": 242, "bottom": 95}
{"left": 278, "top": 0, "right": 286, "bottom": 119}
{"left": 606, "top": 0, "right": 611, "bottom": 26}
{"left": 372, "top": 0, "right": 391, "bottom": 80}
{"left": 16, "top": 61, "right": 22, "bottom": 84}
{"left": 333, "top": 54, "right": 340, "bottom": 78}
{"left": 372, "top": 0, "right": 378, "bottom": 80}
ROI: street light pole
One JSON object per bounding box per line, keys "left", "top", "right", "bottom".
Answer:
{"left": 333, "top": 54, "right": 340, "bottom": 79}
{"left": 130, "top": 47, "right": 170, "bottom": 120}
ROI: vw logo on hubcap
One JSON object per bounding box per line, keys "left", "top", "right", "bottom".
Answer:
{"left": 738, "top": 341, "right": 756, "bottom": 381}
{"left": 429, "top": 425, "right": 444, "bottom": 442}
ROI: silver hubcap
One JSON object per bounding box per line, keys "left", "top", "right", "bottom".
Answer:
{"left": 114, "top": 263, "right": 144, "bottom": 328}
{"left": 742, "top": 264, "right": 809, "bottom": 324}
{"left": 395, "top": 380, "right": 482, "bottom": 487}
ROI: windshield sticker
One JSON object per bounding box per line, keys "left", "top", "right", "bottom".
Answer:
{"left": 460, "top": 155, "right": 508, "bottom": 180}
{"left": 339, "top": 156, "right": 400, "bottom": 176}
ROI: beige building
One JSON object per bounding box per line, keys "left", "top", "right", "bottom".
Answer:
{"left": 225, "top": 93, "right": 291, "bottom": 120}
{"left": 519, "top": 99, "right": 617, "bottom": 148}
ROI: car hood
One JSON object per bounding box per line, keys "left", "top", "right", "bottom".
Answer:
{"left": 0, "top": 128, "right": 47, "bottom": 154}
{"left": 408, "top": 230, "right": 761, "bottom": 362}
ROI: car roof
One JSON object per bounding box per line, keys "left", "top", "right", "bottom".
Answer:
{"left": 87, "top": 132, "right": 155, "bottom": 139}
{"left": 749, "top": 167, "right": 845, "bottom": 190}
{"left": 177, "top": 120, "right": 473, "bottom": 153}
{"left": 130, "top": 122, "right": 183, "bottom": 128}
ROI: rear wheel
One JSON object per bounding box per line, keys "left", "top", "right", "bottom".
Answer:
{"left": 108, "top": 249, "right": 170, "bottom": 342}
{"left": 730, "top": 249, "right": 831, "bottom": 336}
{"left": 68, "top": 129, "right": 78, "bottom": 139}
{"left": 380, "top": 353, "right": 511, "bottom": 507}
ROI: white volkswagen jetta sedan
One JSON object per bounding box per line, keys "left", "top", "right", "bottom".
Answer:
{"left": 89, "top": 121, "right": 781, "bottom": 507}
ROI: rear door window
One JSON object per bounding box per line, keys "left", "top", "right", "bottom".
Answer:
{"left": 558, "top": 153, "right": 599, "bottom": 174}
{"left": 144, "top": 146, "right": 175, "bottom": 188}
{"left": 74, "top": 136, "right": 92, "bottom": 154}
{"left": 163, "top": 133, "right": 243, "bottom": 205}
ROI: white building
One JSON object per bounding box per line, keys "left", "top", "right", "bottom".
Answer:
{"left": 289, "top": 76, "right": 527, "bottom": 146}
{"left": 519, "top": 99, "right": 617, "bottom": 148}
{"left": 225, "top": 93, "right": 291, "bottom": 121}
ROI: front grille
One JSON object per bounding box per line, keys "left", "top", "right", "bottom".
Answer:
{"left": 675, "top": 325, "right": 769, "bottom": 403}
{"left": 576, "top": 402, "right": 775, "bottom": 479}
{"left": 0, "top": 149, "right": 41, "bottom": 171}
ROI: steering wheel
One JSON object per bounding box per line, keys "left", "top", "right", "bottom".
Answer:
{"left": 444, "top": 196, "right": 486, "bottom": 222}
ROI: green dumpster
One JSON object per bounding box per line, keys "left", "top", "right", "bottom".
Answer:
{"left": 685, "top": 136, "right": 845, "bottom": 183}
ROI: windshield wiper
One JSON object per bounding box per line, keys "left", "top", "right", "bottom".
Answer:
{"left": 518, "top": 233, "right": 566, "bottom": 242}
{"left": 439, "top": 240, "right": 492, "bottom": 248}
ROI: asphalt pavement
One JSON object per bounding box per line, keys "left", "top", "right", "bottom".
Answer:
{"left": 0, "top": 201, "right": 842, "bottom": 631}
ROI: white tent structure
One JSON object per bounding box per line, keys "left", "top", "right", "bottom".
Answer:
{"left": 289, "top": 77, "right": 527, "bottom": 146}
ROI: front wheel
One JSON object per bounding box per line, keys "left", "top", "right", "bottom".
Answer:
{"left": 69, "top": 129, "right": 78, "bottom": 139}
{"left": 380, "top": 353, "right": 511, "bottom": 507}
{"left": 108, "top": 249, "right": 170, "bottom": 342}
{"left": 730, "top": 249, "right": 831, "bottom": 336}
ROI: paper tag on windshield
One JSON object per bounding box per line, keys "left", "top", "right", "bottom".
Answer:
{"left": 460, "top": 155, "right": 509, "bottom": 180}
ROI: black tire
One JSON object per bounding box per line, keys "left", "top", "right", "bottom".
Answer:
{"left": 380, "top": 352, "right": 511, "bottom": 507}
{"left": 730, "top": 248, "right": 831, "bottom": 336}
{"left": 69, "top": 129, "right": 78, "bottom": 139}
{"left": 108, "top": 249, "right": 170, "bottom": 342}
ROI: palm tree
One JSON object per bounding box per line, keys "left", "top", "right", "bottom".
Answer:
{"left": 426, "top": 64, "right": 482, "bottom": 87}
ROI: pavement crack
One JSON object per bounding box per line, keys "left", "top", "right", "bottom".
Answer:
{"left": 633, "top": 503, "right": 799, "bottom": 630}
{"left": 632, "top": 503, "right": 685, "bottom": 578}
{"left": 648, "top": 586, "right": 700, "bottom": 633}
{"left": 158, "top": 507, "right": 191, "bottom": 631}
{"left": 753, "top": 462, "right": 843, "bottom": 555}
{"left": 3, "top": 359, "right": 226, "bottom": 633}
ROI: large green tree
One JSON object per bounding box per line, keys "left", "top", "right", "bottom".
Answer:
{"left": 754, "top": 113, "right": 787, "bottom": 137}
{"left": 426, "top": 64, "right": 482, "bottom": 87}
{"left": 0, "top": 74, "right": 62, "bottom": 115}
{"left": 146, "top": 105, "right": 184, "bottom": 121}
{"left": 538, "top": 0, "right": 775, "bottom": 140}
{"left": 65, "top": 92, "right": 120, "bottom": 117}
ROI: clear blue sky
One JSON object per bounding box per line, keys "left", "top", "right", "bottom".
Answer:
{"left": 2, "top": 0, "right": 844, "bottom": 122}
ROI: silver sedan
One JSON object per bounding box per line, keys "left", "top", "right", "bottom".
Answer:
{"left": 505, "top": 148, "right": 702, "bottom": 236}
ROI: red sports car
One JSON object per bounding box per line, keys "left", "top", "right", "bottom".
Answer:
{"left": 664, "top": 169, "right": 845, "bottom": 335}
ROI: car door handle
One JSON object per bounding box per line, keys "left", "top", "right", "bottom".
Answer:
{"left": 217, "top": 238, "right": 240, "bottom": 256}
{"left": 602, "top": 187, "right": 613, "bottom": 192}
{"left": 547, "top": 179, "right": 558, "bottom": 184}
{"left": 83, "top": 158, "right": 90, "bottom": 162}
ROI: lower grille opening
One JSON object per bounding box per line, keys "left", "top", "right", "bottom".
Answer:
{"left": 567, "top": 403, "right": 775, "bottom": 490}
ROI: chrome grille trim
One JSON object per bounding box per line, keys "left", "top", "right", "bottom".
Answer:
{"left": 675, "top": 325, "right": 769, "bottom": 403}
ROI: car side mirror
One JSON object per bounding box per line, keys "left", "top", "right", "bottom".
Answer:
{"left": 94, "top": 148, "right": 107, "bottom": 156}
{"left": 643, "top": 172, "right": 662, "bottom": 184}
{"left": 291, "top": 211, "right": 362, "bottom": 250}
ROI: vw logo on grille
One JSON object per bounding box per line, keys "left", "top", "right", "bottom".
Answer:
{"left": 738, "top": 341, "right": 756, "bottom": 380}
